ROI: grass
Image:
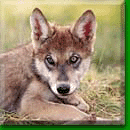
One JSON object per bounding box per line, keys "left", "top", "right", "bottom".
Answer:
{"left": 79, "top": 65, "right": 124, "bottom": 119}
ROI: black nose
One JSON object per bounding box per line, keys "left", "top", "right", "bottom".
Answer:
{"left": 57, "top": 84, "right": 70, "bottom": 94}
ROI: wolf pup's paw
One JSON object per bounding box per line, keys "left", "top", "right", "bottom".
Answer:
{"left": 76, "top": 101, "right": 90, "bottom": 113}
{"left": 67, "top": 98, "right": 90, "bottom": 113}
{"left": 65, "top": 94, "right": 90, "bottom": 113}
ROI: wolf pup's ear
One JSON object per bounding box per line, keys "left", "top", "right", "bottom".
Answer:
{"left": 71, "top": 10, "right": 96, "bottom": 43}
{"left": 30, "top": 8, "right": 52, "bottom": 50}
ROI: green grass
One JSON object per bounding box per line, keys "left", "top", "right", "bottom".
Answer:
{"left": 79, "top": 65, "right": 124, "bottom": 119}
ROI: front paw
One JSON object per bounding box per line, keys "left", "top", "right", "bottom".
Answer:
{"left": 76, "top": 101, "right": 90, "bottom": 113}
{"left": 66, "top": 98, "right": 90, "bottom": 113}
{"left": 64, "top": 94, "right": 90, "bottom": 113}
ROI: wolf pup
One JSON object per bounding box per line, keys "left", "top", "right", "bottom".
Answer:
{"left": 0, "top": 8, "right": 96, "bottom": 121}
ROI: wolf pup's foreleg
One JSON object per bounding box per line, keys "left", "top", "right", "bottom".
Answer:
{"left": 63, "top": 93, "right": 90, "bottom": 113}
{"left": 18, "top": 80, "right": 91, "bottom": 121}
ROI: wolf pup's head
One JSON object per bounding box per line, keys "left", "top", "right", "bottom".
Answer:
{"left": 30, "top": 8, "right": 96, "bottom": 98}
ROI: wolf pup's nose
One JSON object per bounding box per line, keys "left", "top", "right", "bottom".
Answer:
{"left": 57, "top": 84, "right": 70, "bottom": 95}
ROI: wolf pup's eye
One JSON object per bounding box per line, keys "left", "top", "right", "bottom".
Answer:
{"left": 46, "top": 55, "right": 55, "bottom": 65}
{"left": 69, "top": 56, "right": 79, "bottom": 64}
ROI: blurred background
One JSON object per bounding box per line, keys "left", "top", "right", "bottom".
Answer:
{"left": 0, "top": 0, "right": 125, "bottom": 120}
{"left": 0, "top": 0, "right": 124, "bottom": 69}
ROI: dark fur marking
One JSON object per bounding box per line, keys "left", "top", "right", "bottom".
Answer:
{"left": 58, "top": 64, "right": 69, "bottom": 81}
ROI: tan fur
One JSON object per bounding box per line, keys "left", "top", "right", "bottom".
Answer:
{"left": 18, "top": 78, "right": 91, "bottom": 121}
{"left": 0, "top": 8, "right": 97, "bottom": 121}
